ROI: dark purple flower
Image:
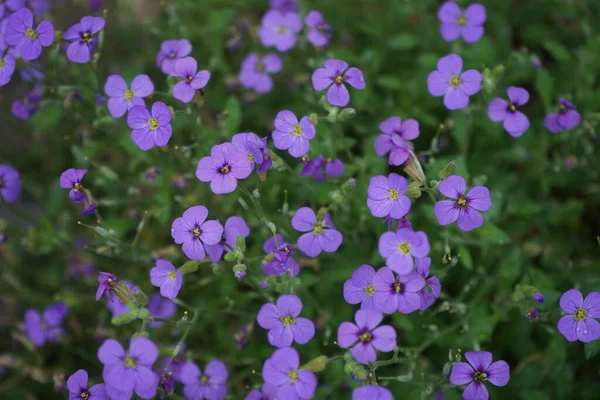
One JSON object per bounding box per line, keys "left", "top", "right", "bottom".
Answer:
{"left": 343, "top": 265, "right": 378, "bottom": 310}
{"left": 232, "top": 132, "right": 266, "bottom": 168}
{"left": 337, "top": 309, "right": 396, "bottom": 364}
{"left": 305, "top": 11, "right": 332, "bottom": 47}
{"left": 257, "top": 294, "right": 315, "bottom": 348}
{"left": 270, "top": 0, "right": 297, "bottom": 14}
{"left": 434, "top": 175, "right": 492, "bottom": 232}
{"left": 238, "top": 53, "right": 282, "bottom": 93}
{"left": 532, "top": 293, "right": 545, "bottom": 304}
{"left": 272, "top": 110, "right": 316, "bottom": 158}
{"left": 89, "top": 0, "right": 104, "bottom": 11}
{"left": 262, "top": 347, "right": 316, "bottom": 400}
{"left": 205, "top": 216, "right": 250, "bottom": 263}
{"left": 262, "top": 234, "right": 300, "bottom": 276}
{"left": 544, "top": 98, "right": 581, "bottom": 133}
{"left": 415, "top": 257, "right": 441, "bottom": 310}
{"left": 96, "top": 272, "right": 118, "bottom": 301}
{"left": 525, "top": 308, "right": 538, "bottom": 320}
{"left": 148, "top": 293, "right": 176, "bottom": 328}
{"left": 173, "top": 57, "right": 210, "bottom": 103}
{"left": 300, "top": 155, "right": 325, "bottom": 181}
{"left": 59, "top": 168, "right": 88, "bottom": 203}
{"left": 324, "top": 158, "right": 344, "bottom": 177}
{"left": 104, "top": 74, "right": 154, "bottom": 118}
{"left": 0, "top": 52, "right": 16, "bottom": 86}
{"left": 11, "top": 89, "right": 41, "bottom": 120}
{"left": 258, "top": 137, "right": 273, "bottom": 174}
{"left": 488, "top": 86, "right": 530, "bottom": 137}
{"left": 196, "top": 142, "right": 252, "bottom": 194}
{"left": 4, "top": 8, "right": 54, "bottom": 61}
{"left": 156, "top": 39, "right": 192, "bottom": 76}
{"left": 67, "top": 369, "right": 108, "bottom": 400}
{"left": 180, "top": 360, "right": 228, "bottom": 400}
{"left": 0, "top": 0, "right": 25, "bottom": 20}
{"left": 0, "top": 164, "right": 20, "bottom": 203}
{"left": 171, "top": 205, "right": 223, "bottom": 261}
{"left": 450, "top": 351, "right": 510, "bottom": 400}
{"left": 427, "top": 54, "right": 482, "bottom": 110}
{"left": 127, "top": 102, "right": 172, "bottom": 151}
{"left": 292, "top": 207, "right": 343, "bottom": 257}
{"left": 259, "top": 10, "right": 302, "bottom": 52}
{"left": 438, "top": 2, "right": 486, "bottom": 43}
{"left": 557, "top": 289, "right": 600, "bottom": 342}
{"left": 371, "top": 267, "right": 425, "bottom": 314}
{"left": 374, "top": 116, "right": 419, "bottom": 166}
{"left": 63, "top": 16, "right": 105, "bottom": 63}
{"left": 25, "top": 303, "right": 69, "bottom": 347}
{"left": 150, "top": 259, "right": 183, "bottom": 299}
{"left": 312, "top": 59, "right": 365, "bottom": 107}
{"left": 378, "top": 228, "right": 430, "bottom": 275}
{"left": 352, "top": 386, "right": 393, "bottom": 400}
{"left": 367, "top": 173, "right": 411, "bottom": 219}
{"left": 143, "top": 167, "right": 161, "bottom": 183}
{"left": 98, "top": 337, "right": 159, "bottom": 399}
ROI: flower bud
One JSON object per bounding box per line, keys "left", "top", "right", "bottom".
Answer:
{"left": 113, "top": 281, "right": 136, "bottom": 305}
{"left": 438, "top": 161, "right": 456, "bottom": 179}
{"left": 111, "top": 311, "right": 137, "bottom": 326}
{"left": 338, "top": 108, "right": 356, "bottom": 121}
{"left": 232, "top": 264, "right": 247, "bottom": 280}
{"left": 309, "top": 113, "right": 319, "bottom": 127}
{"left": 236, "top": 234, "right": 246, "bottom": 252}
{"left": 212, "top": 263, "right": 223, "bottom": 275}
{"left": 180, "top": 260, "right": 200, "bottom": 275}
{"left": 353, "top": 365, "right": 368, "bottom": 381}
{"left": 304, "top": 355, "right": 328, "bottom": 372}
{"left": 407, "top": 181, "right": 422, "bottom": 199}
{"left": 403, "top": 152, "right": 426, "bottom": 184}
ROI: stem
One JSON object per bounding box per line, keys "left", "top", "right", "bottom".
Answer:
{"left": 163, "top": 309, "right": 200, "bottom": 372}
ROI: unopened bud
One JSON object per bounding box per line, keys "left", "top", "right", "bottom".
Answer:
{"left": 111, "top": 311, "right": 137, "bottom": 326}
{"left": 180, "top": 260, "right": 200, "bottom": 275}
{"left": 303, "top": 355, "right": 328, "bottom": 372}
{"left": 403, "top": 152, "right": 426, "bottom": 184}
{"left": 353, "top": 365, "right": 368, "bottom": 381}
{"left": 212, "top": 263, "right": 223, "bottom": 275}
{"left": 232, "top": 264, "right": 247, "bottom": 280}
{"left": 113, "top": 281, "right": 136, "bottom": 305}
{"left": 438, "top": 161, "right": 456, "bottom": 179}
{"left": 407, "top": 182, "right": 422, "bottom": 199}
{"left": 308, "top": 113, "right": 319, "bottom": 127}
{"left": 316, "top": 207, "right": 328, "bottom": 221}
{"left": 338, "top": 108, "right": 356, "bottom": 121}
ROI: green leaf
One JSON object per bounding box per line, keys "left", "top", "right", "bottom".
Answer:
{"left": 584, "top": 340, "right": 600, "bottom": 360}
{"left": 499, "top": 249, "right": 521, "bottom": 287}
{"left": 223, "top": 96, "right": 241, "bottom": 136}
{"left": 458, "top": 246, "right": 472, "bottom": 270}
{"left": 534, "top": 68, "right": 554, "bottom": 110}
{"left": 475, "top": 223, "right": 511, "bottom": 245}
{"left": 387, "top": 33, "right": 417, "bottom": 50}
{"left": 235, "top": 234, "right": 246, "bottom": 252}
{"left": 30, "top": 101, "right": 62, "bottom": 131}
{"left": 543, "top": 40, "right": 571, "bottom": 63}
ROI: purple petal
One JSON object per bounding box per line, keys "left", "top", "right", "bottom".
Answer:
{"left": 438, "top": 175, "right": 465, "bottom": 198}
{"left": 97, "top": 339, "right": 125, "bottom": 365}
{"left": 465, "top": 3, "right": 487, "bottom": 25}
{"left": 80, "top": 16, "right": 105, "bottom": 34}
{"left": 174, "top": 56, "right": 197, "bottom": 78}
{"left": 462, "top": 25, "right": 484, "bottom": 43}
{"left": 262, "top": 53, "right": 283, "bottom": 73}
{"left": 67, "top": 369, "right": 88, "bottom": 394}
{"left": 400, "top": 119, "right": 419, "bottom": 140}
{"left": 379, "top": 116, "right": 401, "bottom": 135}
{"left": 19, "top": 39, "right": 42, "bottom": 61}
{"left": 463, "top": 382, "right": 489, "bottom": 400}
{"left": 544, "top": 113, "right": 562, "bottom": 133}
{"left": 290, "top": 318, "right": 315, "bottom": 344}
{"left": 459, "top": 70, "right": 482, "bottom": 95}
{"left": 297, "top": 233, "right": 321, "bottom": 257}
{"left": 503, "top": 111, "right": 529, "bottom": 137}
{"left": 487, "top": 98, "right": 508, "bottom": 122}
{"left": 291, "top": 207, "right": 317, "bottom": 232}
{"left": 449, "top": 361, "right": 474, "bottom": 385}
{"left": 351, "top": 342, "right": 377, "bottom": 364}
{"left": 437, "top": 53, "right": 462, "bottom": 76}
{"left": 457, "top": 209, "right": 484, "bottom": 231}
{"left": 559, "top": 289, "right": 583, "bottom": 314}
{"left": 270, "top": 346, "right": 300, "bottom": 372}
{"left": 295, "top": 370, "right": 317, "bottom": 399}
{"left": 466, "top": 186, "right": 492, "bottom": 211}
{"left": 36, "top": 20, "right": 55, "bottom": 46}
{"left": 324, "top": 59, "right": 348, "bottom": 74}
{"left": 486, "top": 360, "right": 510, "bottom": 386}
{"left": 257, "top": 303, "right": 280, "bottom": 329}
{"left": 108, "top": 98, "right": 128, "bottom": 118}
{"left": 378, "top": 231, "right": 398, "bottom": 258}
{"left": 344, "top": 67, "right": 365, "bottom": 89}
{"left": 326, "top": 83, "right": 350, "bottom": 107}
{"left": 444, "top": 87, "right": 469, "bottom": 110}
{"left": 67, "top": 41, "right": 91, "bottom": 63}
{"left": 199, "top": 220, "right": 224, "bottom": 245}
{"left": 311, "top": 67, "right": 334, "bottom": 91}
{"left": 577, "top": 318, "right": 600, "bottom": 343}
{"left": 127, "top": 106, "right": 151, "bottom": 129}
{"left": 319, "top": 229, "right": 343, "bottom": 253}
{"left": 171, "top": 217, "right": 192, "bottom": 244}
{"left": 206, "top": 360, "right": 228, "bottom": 384}
{"left": 337, "top": 322, "right": 359, "bottom": 348}
{"left": 465, "top": 351, "right": 493, "bottom": 371}
{"left": 276, "top": 294, "right": 303, "bottom": 317}
{"left": 129, "top": 337, "right": 158, "bottom": 365}
{"left": 507, "top": 86, "right": 529, "bottom": 106}
{"left": 131, "top": 74, "right": 154, "bottom": 97}
{"left": 438, "top": 1, "right": 461, "bottom": 23}
{"left": 181, "top": 238, "right": 206, "bottom": 260}
{"left": 434, "top": 200, "right": 460, "bottom": 226}
{"left": 268, "top": 324, "right": 293, "bottom": 347}
{"left": 558, "top": 110, "right": 581, "bottom": 130}
{"left": 440, "top": 23, "right": 460, "bottom": 41}
{"left": 583, "top": 292, "right": 600, "bottom": 318}
{"left": 371, "top": 326, "right": 396, "bottom": 351}
{"left": 427, "top": 71, "right": 449, "bottom": 97}
{"left": 104, "top": 75, "right": 128, "bottom": 97}
{"left": 210, "top": 173, "right": 238, "bottom": 194}
{"left": 354, "top": 309, "right": 382, "bottom": 331}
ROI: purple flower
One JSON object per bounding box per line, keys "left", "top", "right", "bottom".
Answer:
{"left": 67, "top": 370, "right": 108, "bottom": 400}
{"left": 59, "top": 168, "right": 88, "bottom": 203}
{"left": 450, "top": 351, "right": 510, "bottom": 400}
{"left": 378, "top": 228, "right": 430, "bottom": 275}
{"left": 311, "top": 59, "right": 365, "bottom": 107}
{"left": 427, "top": 54, "right": 482, "bottom": 110}
{"left": 557, "top": 289, "right": 600, "bottom": 343}
{"left": 337, "top": 309, "right": 396, "bottom": 364}
{"left": 89, "top": 0, "right": 104, "bottom": 11}
{"left": 180, "top": 360, "right": 228, "bottom": 400}
{"left": 171, "top": 205, "right": 224, "bottom": 261}
{"left": 104, "top": 74, "right": 154, "bottom": 118}
{"left": 488, "top": 86, "right": 530, "bottom": 137}
{"left": 205, "top": 216, "right": 250, "bottom": 262}
{"left": 30, "top": 0, "right": 51, "bottom": 16}
{"left": 292, "top": 207, "right": 343, "bottom": 257}
{"left": 343, "top": 265, "right": 378, "bottom": 310}
{"left": 272, "top": 110, "right": 316, "bottom": 158}
{"left": 0, "top": 53, "right": 16, "bottom": 86}
{"left": 434, "top": 175, "right": 492, "bottom": 232}
{"left": 232, "top": 132, "right": 266, "bottom": 168}
{"left": 173, "top": 57, "right": 211, "bottom": 103}
{"left": 238, "top": 53, "right": 283, "bottom": 93}
{"left": 0, "top": 0, "right": 25, "bottom": 20}
{"left": 4, "top": 8, "right": 54, "bottom": 61}
{"left": 156, "top": 39, "right": 192, "bottom": 76}
{"left": 25, "top": 303, "right": 69, "bottom": 347}
{"left": 262, "top": 347, "right": 317, "bottom": 400}
{"left": 371, "top": 267, "right": 425, "bottom": 314}
{"left": 525, "top": 308, "right": 538, "bottom": 320}
{"left": 96, "top": 272, "right": 118, "bottom": 301}
{"left": 257, "top": 294, "right": 315, "bottom": 347}
{"left": 415, "top": 257, "right": 441, "bottom": 310}
{"left": 150, "top": 259, "right": 183, "bottom": 299}
{"left": 305, "top": 11, "right": 332, "bottom": 47}
{"left": 367, "top": 173, "right": 411, "bottom": 219}
{"left": 0, "top": 164, "right": 20, "bottom": 203}
{"left": 352, "top": 386, "right": 393, "bottom": 400}
{"left": 438, "top": 2, "right": 486, "bottom": 43}
{"left": 245, "top": 383, "right": 279, "bottom": 400}
{"left": 374, "top": 116, "right": 419, "bottom": 166}
{"left": 544, "top": 98, "right": 581, "bottom": 133}
{"left": 258, "top": 137, "right": 273, "bottom": 174}
{"left": 262, "top": 234, "right": 300, "bottom": 276}
{"left": 63, "top": 16, "right": 105, "bottom": 63}
{"left": 11, "top": 90, "right": 41, "bottom": 120}
{"left": 127, "top": 102, "right": 172, "bottom": 151}
{"left": 259, "top": 10, "right": 302, "bottom": 52}
{"left": 147, "top": 293, "right": 176, "bottom": 328}
{"left": 325, "top": 158, "right": 344, "bottom": 177}
{"left": 196, "top": 142, "right": 252, "bottom": 194}
{"left": 532, "top": 293, "right": 545, "bottom": 304}
{"left": 98, "top": 337, "right": 159, "bottom": 399}
{"left": 270, "top": 0, "right": 297, "bottom": 14}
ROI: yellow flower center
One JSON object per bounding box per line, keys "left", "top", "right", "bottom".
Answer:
{"left": 124, "top": 90, "right": 134, "bottom": 101}
{"left": 187, "top": 75, "right": 194, "bottom": 82}
{"left": 398, "top": 242, "right": 411, "bottom": 255}
{"left": 168, "top": 271, "right": 177, "bottom": 281}
{"left": 124, "top": 356, "right": 137, "bottom": 369}
{"left": 277, "top": 26, "right": 286, "bottom": 34}
{"left": 280, "top": 315, "right": 295, "bottom": 327}
{"left": 508, "top": 103, "right": 516, "bottom": 112}
{"left": 80, "top": 391, "right": 90, "bottom": 399}
{"left": 458, "top": 15, "right": 467, "bottom": 26}
{"left": 288, "top": 369, "right": 298, "bottom": 383}
{"left": 365, "top": 284, "right": 375, "bottom": 296}
{"left": 335, "top": 75, "right": 344, "bottom": 84}
{"left": 312, "top": 221, "right": 326, "bottom": 235}
{"left": 148, "top": 118, "right": 159, "bottom": 130}
{"left": 220, "top": 165, "right": 230, "bottom": 174}
{"left": 192, "top": 227, "right": 201, "bottom": 237}
{"left": 256, "top": 62, "right": 265, "bottom": 73}
{"left": 449, "top": 75, "right": 461, "bottom": 88}
{"left": 575, "top": 308, "right": 587, "bottom": 321}
{"left": 169, "top": 52, "right": 176, "bottom": 58}
{"left": 247, "top": 152, "right": 255, "bottom": 163}
{"left": 200, "top": 376, "right": 209, "bottom": 384}
{"left": 74, "top": 182, "right": 83, "bottom": 191}
{"left": 81, "top": 32, "right": 91, "bottom": 43}
{"left": 389, "top": 189, "right": 399, "bottom": 200}
{"left": 359, "top": 330, "right": 372, "bottom": 342}
{"left": 25, "top": 28, "right": 38, "bottom": 40}
{"left": 0, "top": 59, "right": 4, "bottom": 69}
{"left": 394, "top": 282, "right": 404, "bottom": 293}
{"left": 457, "top": 196, "right": 468, "bottom": 208}
{"left": 292, "top": 125, "right": 302, "bottom": 137}
{"left": 473, "top": 370, "right": 488, "bottom": 382}
{"left": 0, "top": 178, "right": 4, "bottom": 188}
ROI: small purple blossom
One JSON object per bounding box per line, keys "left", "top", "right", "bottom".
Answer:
{"left": 196, "top": 142, "right": 252, "bottom": 194}
{"left": 257, "top": 294, "right": 315, "bottom": 348}
{"left": 378, "top": 228, "right": 430, "bottom": 275}
{"left": 67, "top": 370, "right": 108, "bottom": 400}
{"left": 371, "top": 267, "right": 425, "bottom": 314}
{"left": 232, "top": 132, "right": 266, "bottom": 169}
{"left": 259, "top": 10, "right": 302, "bottom": 52}
{"left": 544, "top": 98, "right": 581, "bottom": 133}
{"left": 0, "top": 52, "right": 16, "bottom": 86}
{"left": 434, "top": 175, "right": 492, "bottom": 232}
{"left": 532, "top": 293, "right": 545, "bottom": 304}
{"left": 374, "top": 116, "right": 419, "bottom": 166}
{"left": 63, "top": 16, "right": 105, "bottom": 63}
{"left": 312, "top": 59, "right": 365, "bottom": 107}
{"left": 488, "top": 86, "right": 530, "bottom": 137}
{"left": 450, "top": 351, "right": 510, "bottom": 400}
{"left": 292, "top": 207, "right": 343, "bottom": 257}
{"left": 59, "top": 168, "right": 88, "bottom": 203}
{"left": 300, "top": 155, "right": 325, "bottom": 181}
{"left": 171, "top": 205, "right": 224, "bottom": 261}
{"left": 4, "top": 8, "right": 54, "bottom": 61}
{"left": 0, "top": 164, "right": 20, "bottom": 203}
{"left": 25, "top": 303, "right": 69, "bottom": 347}
{"left": 127, "top": 102, "right": 172, "bottom": 151}
{"left": 11, "top": 90, "right": 41, "bottom": 120}
{"left": 272, "top": 110, "right": 316, "bottom": 158}
{"left": 438, "top": 2, "right": 486, "bottom": 43}
{"left": 337, "top": 309, "right": 396, "bottom": 364}
{"left": 262, "top": 234, "right": 300, "bottom": 276}
{"left": 262, "top": 347, "right": 317, "bottom": 400}
{"left": 150, "top": 259, "right": 183, "bottom": 299}
{"left": 173, "top": 57, "right": 211, "bottom": 103}
{"left": 104, "top": 74, "right": 154, "bottom": 118}
{"left": 96, "top": 272, "right": 118, "bottom": 301}
{"left": 367, "top": 173, "right": 411, "bottom": 220}
{"left": 238, "top": 53, "right": 282, "bottom": 93}
{"left": 352, "top": 386, "right": 393, "bottom": 400}
{"left": 415, "top": 257, "right": 441, "bottom": 310}
{"left": 156, "top": 39, "right": 192, "bottom": 76}
{"left": 180, "top": 360, "right": 228, "bottom": 400}
{"left": 205, "top": 216, "right": 250, "bottom": 263}
{"left": 557, "top": 289, "right": 600, "bottom": 343}
{"left": 305, "top": 11, "right": 332, "bottom": 47}
{"left": 427, "top": 54, "right": 482, "bottom": 110}
{"left": 343, "top": 265, "right": 378, "bottom": 310}
{"left": 525, "top": 308, "right": 538, "bottom": 320}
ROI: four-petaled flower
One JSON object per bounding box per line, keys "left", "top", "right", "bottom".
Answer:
{"left": 171, "top": 205, "right": 224, "bottom": 261}
{"left": 259, "top": 10, "right": 302, "bottom": 52}
{"left": 5, "top": 8, "right": 54, "bottom": 61}
{"left": 150, "top": 259, "right": 183, "bottom": 300}
{"left": 127, "top": 101, "right": 173, "bottom": 151}
{"left": 156, "top": 39, "right": 192, "bottom": 76}
{"left": 438, "top": 2, "right": 486, "bottom": 43}
{"left": 311, "top": 59, "right": 365, "bottom": 107}
{"left": 305, "top": 11, "right": 332, "bottom": 47}
{"left": 179, "top": 360, "right": 229, "bottom": 400}
{"left": 238, "top": 53, "right": 283, "bottom": 93}
{"left": 204, "top": 216, "right": 250, "bottom": 263}
{"left": 343, "top": 264, "right": 378, "bottom": 310}
{"left": 104, "top": 74, "right": 154, "bottom": 118}
{"left": 24, "top": 303, "right": 69, "bottom": 347}
{"left": 367, "top": 173, "right": 412, "bottom": 219}
{"left": 196, "top": 142, "right": 252, "bottom": 194}
{"left": 434, "top": 175, "right": 492, "bottom": 232}
{"left": 262, "top": 347, "right": 317, "bottom": 400}
{"left": 272, "top": 110, "right": 316, "bottom": 158}
{"left": 427, "top": 53, "right": 482, "bottom": 110}
{"left": 59, "top": 168, "right": 89, "bottom": 203}
{"left": 371, "top": 267, "right": 425, "bottom": 314}
{"left": 67, "top": 369, "right": 108, "bottom": 400}
{"left": 63, "top": 16, "right": 105, "bottom": 63}
{"left": 378, "top": 228, "right": 430, "bottom": 275}
{"left": 173, "top": 57, "right": 211, "bottom": 103}
{"left": 374, "top": 116, "right": 419, "bottom": 166}
{"left": 557, "top": 289, "right": 600, "bottom": 343}
{"left": 337, "top": 309, "right": 396, "bottom": 364}
{"left": 232, "top": 132, "right": 266, "bottom": 169}
{"left": 96, "top": 271, "right": 118, "bottom": 301}
{"left": 450, "top": 351, "right": 510, "bottom": 400}
{"left": 544, "top": 98, "right": 581, "bottom": 134}
{"left": 262, "top": 234, "right": 300, "bottom": 276}
{"left": 257, "top": 294, "right": 315, "bottom": 348}
{"left": 292, "top": 207, "right": 343, "bottom": 257}
{"left": 488, "top": 86, "right": 530, "bottom": 137}
{"left": 0, "top": 164, "right": 21, "bottom": 203}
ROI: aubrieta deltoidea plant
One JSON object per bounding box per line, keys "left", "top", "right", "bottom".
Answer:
{"left": 0, "top": 0, "right": 598, "bottom": 399}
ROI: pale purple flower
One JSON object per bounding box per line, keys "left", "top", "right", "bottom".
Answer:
{"left": 173, "top": 57, "right": 210, "bottom": 103}
{"left": 352, "top": 386, "right": 393, "bottom": 400}
{"left": 238, "top": 53, "right": 282, "bottom": 93}
{"left": 204, "top": 216, "right": 250, "bottom": 263}
{"left": 292, "top": 207, "right": 343, "bottom": 257}
{"left": 232, "top": 132, "right": 266, "bottom": 168}
{"left": 59, "top": 168, "right": 88, "bottom": 203}
{"left": 63, "top": 16, "right": 105, "bottom": 63}
{"left": 434, "top": 175, "right": 492, "bottom": 232}
{"left": 104, "top": 74, "right": 154, "bottom": 118}
{"left": 259, "top": 10, "right": 302, "bottom": 52}
{"left": 156, "top": 39, "right": 192, "bottom": 76}
{"left": 171, "top": 205, "right": 224, "bottom": 261}
{"left": 488, "top": 86, "right": 530, "bottom": 137}
{"left": 378, "top": 228, "right": 430, "bottom": 275}
{"left": 427, "top": 54, "right": 482, "bottom": 110}
{"left": 0, "top": 164, "right": 21, "bottom": 203}
{"left": 25, "top": 303, "right": 69, "bottom": 347}
{"left": 343, "top": 265, "right": 378, "bottom": 310}
{"left": 0, "top": 53, "right": 16, "bottom": 86}
{"left": 438, "top": 2, "right": 486, "bottom": 43}
{"left": 196, "top": 142, "right": 252, "bottom": 194}
{"left": 262, "top": 347, "right": 317, "bottom": 400}
{"left": 374, "top": 116, "right": 419, "bottom": 166}
{"left": 415, "top": 257, "right": 441, "bottom": 310}
{"left": 67, "top": 370, "right": 108, "bottom": 400}
{"left": 371, "top": 267, "right": 425, "bottom": 314}
{"left": 4, "top": 8, "right": 54, "bottom": 61}
{"left": 544, "top": 98, "right": 581, "bottom": 133}
{"left": 127, "top": 102, "right": 172, "bottom": 151}
{"left": 150, "top": 259, "right": 182, "bottom": 299}
{"left": 262, "top": 234, "right": 300, "bottom": 276}
{"left": 272, "top": 110, "right": 316, "bottom": 158}
{"left": 257, "top": 294, "right": 315, "bottom": 348}
{"left": 557, "top": 289, "right": 600, "bottom": 343}
{"left": 305, "top": 11, "right": 332, "bottom": 47}
{"left": 180, "top": 360, "right": 228, "bottom": 400}
{"left": 337, "top": 309, "right": 396, "bottom": 364}
{"left": 367, "top": 173, "right": 411, "bottom": 219}
{"left": 450, "top": 351, "right": 510, "bottom": 400}
{"left": 312, "top": 59, "right": 365, "bottom": 107}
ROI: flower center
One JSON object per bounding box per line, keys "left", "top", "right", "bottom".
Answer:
{"left": 0, "top": 59, "right": 4, "bottom": 69}
{"left": 292, "top": 125, "right": 302, "bottom": 137}
{"left": 148, "top": 118, "right": 159, "bottom": 130}
{"left": 473, "top": 370, "right": 488, "bottom": 382}
{"left": 247, "top": 152, "right": 255, "bottom": 163}
{"left": 312, "top": 221, "right": 326, "bottom": 235}
{"left": 398, "top": 242, "right": 411, "bottom": 255}
{"left": 80, "top": 390, "right": 90, "bottom": 399}
{"left": 288, "top": 369, "right": 298, "bottom": 383}
{"left": 220, "top": 164, "right": 231, "bottom": 174}
{"left": 81, "top": 32, "right": 91, "bottom": 43}
{"left": 394, "top": 282, "right": 404, "bottom": 293}
{"left": 73, "top": 182, "right": 83, "bottom": 191}
{"left": 280, "top": 315, "right": 295, "bottom": 326}
{"left": 192, "top": 227, "right": 201, "bottom": 237}
{"left": 575, "top": 308, "right": 587, "bottom": 321}
{"left": 389, "top": 189, "right": 399, "bottom": 200}
{"left": 456, "top": 195, "right": 468, "bottom": 208}
{"left": 187, "top": 75, "right": 194, "bottom": 82}
{"left": 124, "top": 356, "right": 137, "bottom": 369}
{"left": 359, "top": 330, "right": 372, "bottom": 342}
{"left": 449, "top": 75, "right": 461, "bottom": 88}
{"left": 457, "top": 15, "right": 467, "bottom": 26}
{"left": 277, "top": 26, "right": 286, "bottom": 34}
{"left": 256, "top": 61, "right": 265, "bottom": 73}
{"left": 168, "top": 271, "right": 177, "bottom": 281}
{"left": 0, "top": 178, "right": 4, "bottom": 188}
{"left": 334, "top": 75, "right": 344, "bottom": 84}
{"left": 25, "top": 28, "right": 39, "bottom": 40}
{"left": 508, "top": 103, "right": 516, "bottom": 112}
{"left": 200, "top": 375, "right": 209, "bottom": 384}
{"left": 365, "top": 284, "right": 375, "bottom": 296}
{"left": 124, "top": 90, "right": 134, "bottom": 101}
{"left": 169, "top": 52, "right": 176, "bottom": 58}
